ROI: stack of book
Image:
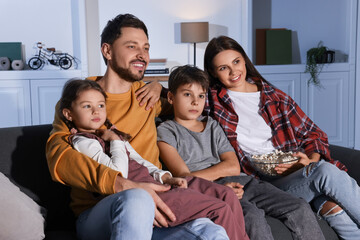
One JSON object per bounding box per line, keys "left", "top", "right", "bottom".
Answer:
{"left": 145, "top": 58, "right": 169, "bottom": 75}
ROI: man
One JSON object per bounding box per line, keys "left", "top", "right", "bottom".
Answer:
{"left": 46, "top": 13, "right": 228, "bottom": 240}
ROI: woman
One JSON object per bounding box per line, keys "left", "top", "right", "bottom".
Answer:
{"left": 203, "top": 35, "right": 360, "bottom": 240}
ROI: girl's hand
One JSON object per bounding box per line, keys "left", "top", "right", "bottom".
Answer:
{"left": 96, "top": 129, "right": 120, "bottom": 141}
{"left": 223, "top": 182, "right": 244, "bottom": 199}
{"left": 275, "top": 152, "right": 310, "bottom": 175}
{"left": 163, "top": 176, "right": 188, "bottom": 189}
{"left": 135, "top": 81, "right": 162, "bottom": 110}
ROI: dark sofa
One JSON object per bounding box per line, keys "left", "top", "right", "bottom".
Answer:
{"left": 0, "top": 124, "right": 359, "bottom": 239}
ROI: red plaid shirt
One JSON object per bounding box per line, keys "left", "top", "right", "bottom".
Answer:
{"left": 204, "top": 79, "right": 347, "bottom": 176}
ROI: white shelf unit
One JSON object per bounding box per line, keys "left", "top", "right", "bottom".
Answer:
{"left": 242, "top": 0, "right": 358, "bottom": 148}
{"left": 0, "top": 0, "right": 87, "bottom": 128}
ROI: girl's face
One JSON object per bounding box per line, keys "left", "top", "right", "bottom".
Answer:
{"left": 63, "top": 89, "right": 107, "bottom": 133}
{"left": 212, "top": 49, "right": 247, "bottom": 91}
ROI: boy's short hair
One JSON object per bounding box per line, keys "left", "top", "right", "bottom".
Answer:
{"left": 168, "top": 65, "right": 209, "bottom": 94}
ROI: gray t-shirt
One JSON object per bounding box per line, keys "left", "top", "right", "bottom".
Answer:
{"left": 157, "top": 116, "right": 235, "bottom": 172}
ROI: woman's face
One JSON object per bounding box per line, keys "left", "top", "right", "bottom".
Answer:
{"left": 212, "top": 49, "right": 247, "bottom": 91}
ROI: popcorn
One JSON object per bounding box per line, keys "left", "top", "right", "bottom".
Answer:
{"left": 250, "top": 150, "right": 299, "bottom": 176}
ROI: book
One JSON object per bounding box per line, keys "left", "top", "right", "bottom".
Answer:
{"left": 266, "top": 29, "right": 292, "bottom": 65}
{"left": 145, "top": 68, "right": 169, "bottom": 74}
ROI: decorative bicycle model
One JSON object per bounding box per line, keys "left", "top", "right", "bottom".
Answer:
{"left": 28, "top": 42, "right": 75, "bottom": 70}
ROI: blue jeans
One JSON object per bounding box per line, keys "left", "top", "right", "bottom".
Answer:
{"left": 269, "top": 160, "right": 360, "bottom": 239}
{"left": 76, "top": 189, "right": 229, "bottom": 240}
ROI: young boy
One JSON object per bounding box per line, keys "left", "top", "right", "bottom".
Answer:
{"left": 157, "top": 65, "right": 325, "bottom": 240}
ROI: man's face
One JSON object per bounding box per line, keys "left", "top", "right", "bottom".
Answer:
{"left": 108, "top": 27, "right": 150, "bottom": 82}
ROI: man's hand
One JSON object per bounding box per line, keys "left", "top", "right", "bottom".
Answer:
{"left": 163, "top": 177, "right": 188, "bottom": 189}
{"left": 115, "top": 176, "right": 176, "bottom": 227}
{"left": 135, "top": 81, "right": 162, "bottom": 110}
{"left": 223, "top": 182, "right": 244, "bottom": 199}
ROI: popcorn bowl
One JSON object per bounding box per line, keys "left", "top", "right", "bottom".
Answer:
{"left": 249, "top": 151, "right": 300, "bottom": 176}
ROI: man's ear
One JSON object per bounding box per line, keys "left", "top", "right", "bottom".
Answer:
{"left": 62, "top": 108, "right": 73, "bottom": 121}
{"left": 101, "top": 43, "right": 112, "bottom": 62}
{"left": 167, "top": 91, "right": 174, "bottom": 104}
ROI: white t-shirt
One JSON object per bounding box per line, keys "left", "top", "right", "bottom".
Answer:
{"left": 227, "top": 90, "right": 275, "bottom": 155}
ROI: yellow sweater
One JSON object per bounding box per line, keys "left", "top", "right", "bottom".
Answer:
{"left": 46, "top": 80, "right": 162, "bottom": 216}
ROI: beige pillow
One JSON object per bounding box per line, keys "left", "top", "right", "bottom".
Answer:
{"left": 0, "top": 172, "right": 45, "bottom": 240}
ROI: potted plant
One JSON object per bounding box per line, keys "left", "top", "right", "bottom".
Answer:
{"left": 305, "top": 41, "right": 334, "bottom": 86}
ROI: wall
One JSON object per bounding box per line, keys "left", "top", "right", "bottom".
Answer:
{"left": 0, "top": 0, "right": 74, "bottom": 69}
{"left": 86, "top": 0, "right": 244, "bottom": 76}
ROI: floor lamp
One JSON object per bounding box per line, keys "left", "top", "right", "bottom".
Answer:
{"left": 181, "top": 22, "right": 209, "bottom": 66}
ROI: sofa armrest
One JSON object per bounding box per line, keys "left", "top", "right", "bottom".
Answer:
{"left": 329, "top": 145, "right": 360, "bottom": 184}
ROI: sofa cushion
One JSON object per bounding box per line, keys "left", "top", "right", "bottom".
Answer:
{"left": 0, "top": 172, "right": 45, "bottom": 240}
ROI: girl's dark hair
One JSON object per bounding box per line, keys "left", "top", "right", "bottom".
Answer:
{"left": 204, "top": 36, "right": 265, "bottom": 88}
{"left": 100, "top": 13, "right": 148, "bottom": 64}
{"left": 168, "top": 65, "right": 209, "bottom": 94}
{"left": 59, "top": 79, "right": 131, "bottom": 141}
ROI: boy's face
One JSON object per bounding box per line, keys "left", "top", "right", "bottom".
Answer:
{"left": 168, "top": 83, "right": 206, "bottom": 122}
{"left": 102, "top": 27, "right": 150, "bottom": 82}
{"left": 62, "top": 89, "right": 107, "bottom": 133}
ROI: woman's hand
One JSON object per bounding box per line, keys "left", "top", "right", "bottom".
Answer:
{"left": 275, "top": 152, "right": 311, "bottom": 175}
{"left": 223, "top": 182, "right": 244, "bottom": 199}
{"left": 135, "top": 81, "right": 162, "bottom": 110}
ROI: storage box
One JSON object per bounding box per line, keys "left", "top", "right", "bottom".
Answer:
{"left": 0, "top": 42, "right": 22, "bottom": 61}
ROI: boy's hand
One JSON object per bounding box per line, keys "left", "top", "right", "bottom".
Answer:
{"left": 135, "top": 81, "right": 162, "bottom": 110}
{"left": 163, "top": 175, "right": 188, "bottom": 189}
{"left": 96, "top": 129, "right": 120, "bottom": 141}
{"left": 223, "top": 182, "right": 244, "bottom": 199}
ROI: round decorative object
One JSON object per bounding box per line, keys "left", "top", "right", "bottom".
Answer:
{"left": 59, "top": 56, "right": 72, "bottom": 69}
{"left": 11, "top": 60, "right": 24, "bottom": 70}
{"left": 28, "top": 57, "right": 43, "bottom": 70}
{"left": 0, "top": 57, "right": 11, "bottom": 70}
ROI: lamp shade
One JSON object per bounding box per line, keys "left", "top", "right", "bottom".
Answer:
{"left": 181, "top": 22, "right": 209, "bottom": 43}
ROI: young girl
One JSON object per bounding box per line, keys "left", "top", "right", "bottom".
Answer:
{"left": 203, "top": 35, "right": 360, "bottom": 239}
{"left": 58, "top": 79, "right": 249, "bottom": 240}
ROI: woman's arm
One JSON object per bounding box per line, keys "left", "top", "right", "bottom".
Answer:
{"left": 158, "top": 141, "right": 240, "bottom": 181}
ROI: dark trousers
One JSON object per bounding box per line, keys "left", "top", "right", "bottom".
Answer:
{"left": 216, "top": 175, "right": 325, "bottom": 240}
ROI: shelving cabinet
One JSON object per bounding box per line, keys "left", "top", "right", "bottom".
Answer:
{"left": 0, "top": 70, "right": 82, "bottom": 127}
{"left": 0, "top": 80, "right": 31, "bottom": 127}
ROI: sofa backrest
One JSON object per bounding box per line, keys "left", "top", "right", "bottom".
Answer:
{"left": 0, "top": 124, "right": 75, "bottom": 232}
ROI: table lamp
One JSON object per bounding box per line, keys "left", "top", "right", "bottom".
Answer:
{"left": 181, "top": 22, "right": 209, "bottom": 66}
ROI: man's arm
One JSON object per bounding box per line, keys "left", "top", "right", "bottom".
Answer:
{"left": 46, "top": 104, "right": 119, "bottom": 194}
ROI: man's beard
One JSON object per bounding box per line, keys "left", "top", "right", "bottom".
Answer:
{"left": 110, "top": 58, "right": 145, "bottom": 83}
